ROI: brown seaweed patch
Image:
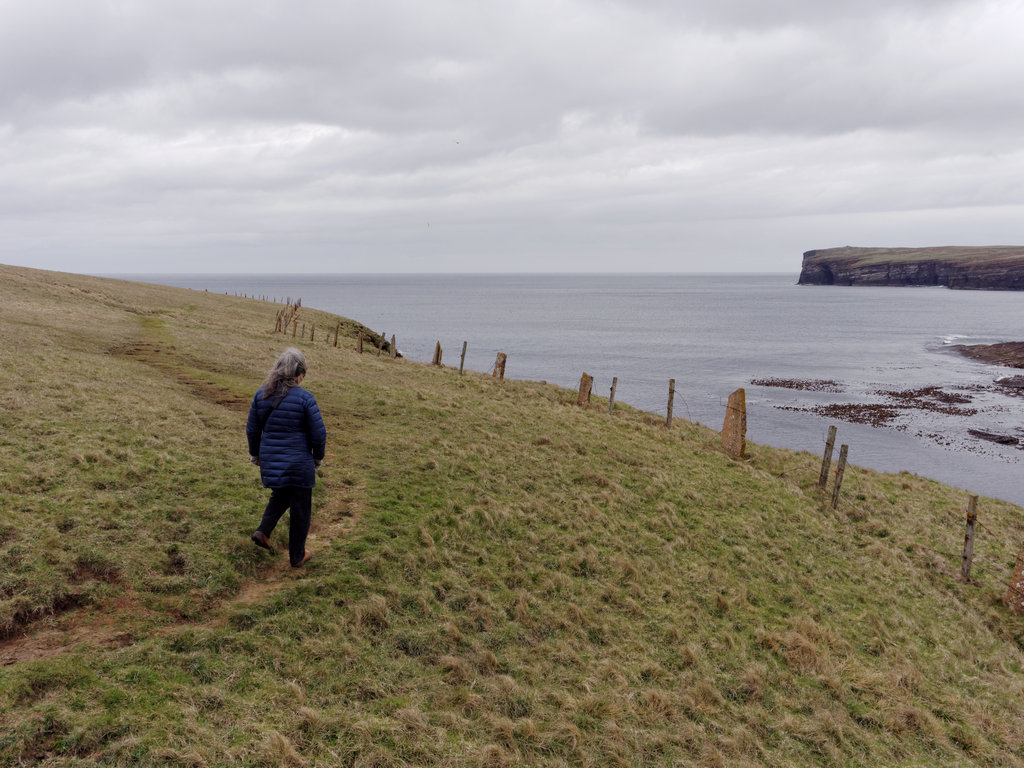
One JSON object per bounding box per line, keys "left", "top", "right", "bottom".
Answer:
{"left": 777, "top": 403, "right": 905, "bottom": 428}
{"left": 751, "top": 378, "right": 844, "bottom": 392}
{"left": 813, "top": 403, "right": 905, "bottom": 428}
{"left": 875, "top": 386, "right": 977, "bottom": 416}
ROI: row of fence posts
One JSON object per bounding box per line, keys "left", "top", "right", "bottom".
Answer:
{"left": 575, "top": 373, "right": 750, "bottom": 462}
{"left": 233, "top": 293, "right": 284, "bottom": 301}
{"left": 275, "top": 305, "right": 397, "bottom": 359}
{"left": 274, "top": 310, "right": 1024, "bottom": 615}
{"left": 430, "top": 341, "right": 508, "bottom": 380}
{"left": 436, "top": 346, "right": 1024, "bottom": 615}
{"left": 573, "top": 364, "right": 1024, "bottom": 615}
{"left": 816, "top": 425, "right": 849, "bottom": 511}
{"left": 817, "top": 424, "right": 1024, "bottom": 613}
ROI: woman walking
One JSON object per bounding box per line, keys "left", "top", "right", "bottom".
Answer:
{"left": 246, "top": 348, "right": 327, "bottom": 567}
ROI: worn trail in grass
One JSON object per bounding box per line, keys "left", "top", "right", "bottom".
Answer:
{"left": 3, "top": 264, "right": 1024, "bottom": 767}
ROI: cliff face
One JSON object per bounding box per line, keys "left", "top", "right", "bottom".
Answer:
{"left": 798, "top": 246, "right": 1024, "bottom": 290}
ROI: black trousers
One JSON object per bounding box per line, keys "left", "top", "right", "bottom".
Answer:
{"left": 256, "top": 486, "right": 312, "bottom": 567}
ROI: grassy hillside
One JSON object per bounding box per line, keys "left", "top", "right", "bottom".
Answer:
{"left": 2, "top": 263, "right": 1024, "bottom": 767}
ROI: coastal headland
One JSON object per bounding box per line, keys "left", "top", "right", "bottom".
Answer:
{"left": 797, "top": 245, "right": 1024, "bottom": 289}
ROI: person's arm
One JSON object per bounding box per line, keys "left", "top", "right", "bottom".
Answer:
{"left": 306, "top": 396, "right": 327, "bottom": 466}
{"left": 245, "top": 394, "right": 262, "bottom": 460}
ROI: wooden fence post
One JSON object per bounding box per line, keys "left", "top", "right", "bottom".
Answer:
{"left": 608, "top": 377, "right": 618, "bottom": 415}
{"left": 390, "top": 335, "right": 397, "bottom": 359}
{"left": 311, "top": 325, "right": 315, "bottom": 342}
{"left": 460, "top": 341, "right": 468, "bottom": 375}
{"left": 492, "top": 353, "right": 507, "bottom": 380}
{"left": 432, "top": 341, "right": 442, "bottom": 366}
{"left": 334, "top": 323, "right": 340, "bottom": 348}
{"left": 666, "top": 379, "right": 675, "bottom": 428}
{"left": 818, "top": 425, "right": 838, "bottom": 489}
{"left": 292, "top": 320, "right": 297, "bottom": 338}
{"left": 722, "top": 388, "right": 747, "bottom": 458}
{"left": 357, "top": 331, "right": 364, "bottom": 354}
{"left": 830, "top": 444, "right": 849, "bottom": 510}
{"left": 578, "top": 373, "right": 593, "bottom": 407}
{"left": 961, "top": 495, "right": 979, "bottom": 581}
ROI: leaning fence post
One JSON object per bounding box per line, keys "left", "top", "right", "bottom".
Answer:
{"left": 460, "top": 341, "right": 468, "bottom": 375}
{"left": 432, "top": 341, "right": 442, "bottom": 366}
{"left": 665, "top": 379, "right": 675, "bottom": 428}
{"left": 961, "top": 495, "right": 979, "bottom": 581}
{"left": 818, "top": 425, "right": 838, "bottom": 489}
{"left": 492, "top": 352, "right": 507, "bottom": 379}
{"left": 608, "top": 377, "right": 618, "bottom": 415}
{"left": 578, "top": 373, "right": 593, "bottom": 407}
{"left": 830, "top": 444, "right": 849, "bottom": 510}
{"left": 334, "top": 323, "right": 340, "bottom": 348}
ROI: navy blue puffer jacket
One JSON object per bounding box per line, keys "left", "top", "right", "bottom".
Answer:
{"left": 246, "top": 386, "right": 327, "bottom": 489}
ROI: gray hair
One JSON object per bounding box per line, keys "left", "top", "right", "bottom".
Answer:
{"left": 261, "top": 347, "right": 307, "bottom": 400}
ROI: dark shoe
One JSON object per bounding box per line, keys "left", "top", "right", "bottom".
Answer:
{"left": 291, "top": 550, "right": 312, "bottom": 568}
{"left": 251, "top": 531, "right": 273, "bottom": 551}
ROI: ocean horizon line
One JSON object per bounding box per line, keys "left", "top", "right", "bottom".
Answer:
{"left": 100, "top": 270, "right": 799, "bottom": 279}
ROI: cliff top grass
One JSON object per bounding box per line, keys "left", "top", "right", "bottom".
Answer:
{"left": 803, "top": 245, "right": 1024, "bottom": 267}
{"left": 3, "top": 262, "right": 1024, "bottom": 767}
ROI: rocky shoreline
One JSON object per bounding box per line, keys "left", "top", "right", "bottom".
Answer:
{"left": 949, "top": 341, "right": 1024, "bottom": 368}
{"left": 754, "top": 376, "right": 1024, "bottom": 451}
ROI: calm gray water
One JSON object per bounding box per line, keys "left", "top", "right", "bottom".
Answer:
{"left": 116, "top": 273, "right": 1024, "bottom": 506}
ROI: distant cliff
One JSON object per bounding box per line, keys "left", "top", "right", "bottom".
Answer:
{"left": 797, "top": 246, "right": 1024, "bottom": 290}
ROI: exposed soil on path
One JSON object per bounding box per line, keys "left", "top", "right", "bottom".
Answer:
{"left": 0, "top": 323, "right": 367, "bottom": 667}
{"left": 0, "top": 480, "right": 363, "bottom": 667}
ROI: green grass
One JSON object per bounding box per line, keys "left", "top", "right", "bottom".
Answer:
{"left": 2, "top": 263, "right": 1024, "bottom": 766}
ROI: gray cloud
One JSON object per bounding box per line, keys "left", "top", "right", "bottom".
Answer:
{"left": 1, "top": 0, "right": 1023, "bottom": 273}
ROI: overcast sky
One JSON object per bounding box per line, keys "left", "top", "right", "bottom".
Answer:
{"left": 3, "top": 0, "right": 1024, "bottom": 274}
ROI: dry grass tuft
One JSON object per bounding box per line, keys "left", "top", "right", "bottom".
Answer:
{"left": 640, "top": 688, "right": 677, "bottom": 721}
{"left": 354, "top": 594, "right": 390, "bottom": 633}
{"left": 479, "top": 743, "right": 518, "bottom": 768}
{"left": 285, "top": 681, "right": 305, "bottom": 705}
{"left": 439, "top": 654, "right": 475, "bottom": 684}
{"left": 264, "top": 730, "right": 305, "bottom": 767}
{"left": 882, "top": 704, "right": 945, "bottom": 740}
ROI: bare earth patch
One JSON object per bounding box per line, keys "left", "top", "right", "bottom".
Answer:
{"left": 0, "top": 483, "right": 362, "bottom": 666}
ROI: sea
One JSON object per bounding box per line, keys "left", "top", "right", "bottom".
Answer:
{"left": 113, "top": 273, "right": 1024, "bottom": 507}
